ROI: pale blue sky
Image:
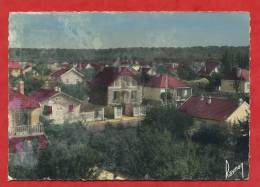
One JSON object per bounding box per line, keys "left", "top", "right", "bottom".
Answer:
{"left": 9, "top": 12, "right": 249, "bottom": 49}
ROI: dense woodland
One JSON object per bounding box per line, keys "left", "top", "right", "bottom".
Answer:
{"left": 9, "top": 106, "right": 249, "bottom": 180}
{"left": 9, "top": 46, "right": 249, "bottom": 64}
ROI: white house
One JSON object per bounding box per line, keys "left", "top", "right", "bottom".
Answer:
{"left": 29, "top": 87, "right": 82, "bottom": 124}
{"left": 50, "top": 67, "right": 85, "bottom": 85}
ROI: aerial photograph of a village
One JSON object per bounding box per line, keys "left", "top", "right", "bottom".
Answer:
{"left": 8, "top": 12, "right": 249, "bottom": 180}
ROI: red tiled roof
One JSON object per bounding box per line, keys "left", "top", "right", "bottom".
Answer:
{"left": 90, "top": 67, "right": 137, "bottom": 88}
{"left": 145, "top": 74, "right": 188, "bottom": 88}
{"left": 179, "top": 96, "right": 240, "bottom": 121}
{"left": 9, "top": 134, "right": 48, "bottom": 153}
{"left": 198, "top": 61, "right": 219, "bottom": 76}
{"left": 9, "top": 90, "right": 40, "bottom": 110}
{"left": 9, "top": 61, "right": 22, "bottom": 69}
{"left": 29, "top": 88, "right": 59, "bottom": 103}
{"left": 50, "top": 68, "right": 70, "bottom": 78}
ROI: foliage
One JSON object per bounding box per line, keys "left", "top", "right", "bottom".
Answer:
{"left": 104, "top": 106, "right": 114, "bottom": 119}
{"left": 33, "top": 63, "right": 51, "bottom": 77}
{"left": 81, "top": 68, "right": 97, "bottom": 80}
{"left": 205, "top": 73, "right": 221, "bottom": 91}
{"left": 9, "top": 46, "right": 249, "bottom": 65}
{"left": 221, "top": 50, "right": 249, "bottom": 74}
{"left": 9, "top": 107, "right": 249, "bottom": 180}
{"left": 141, "top": 106, "right": 193, "bottom": 139}
{"left": 36, "top": 123, "right": 101, "bottom": 179}
{"left": 23, "top": 73, "right": 45, "bottom": 94}
{"left": 177, "top": 65, "right": 197, "bottom": 80}
{"left": 160, "top": 91, "right": 173, "bottom": 103}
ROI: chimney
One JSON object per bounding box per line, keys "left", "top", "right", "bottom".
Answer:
{"left": 200, "top": 94, "right": 205, "bottom": 101}
{"left": 236, "top": 67, "right": 242, "bottom": 78}
{"left": 239, "top": 98, "right": 244, "bottom": 105}
{"left": 207, "top": 96, "right": 212, "bottom": 104}
{"left": 18, "top": 80, "right": 24, "bottom": 95}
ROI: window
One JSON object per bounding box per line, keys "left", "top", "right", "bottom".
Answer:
{"left": 43, "top": 105, "right": 52, "bottom": 115}
{"left": 183, "top": 89, "right": 188, "bottom": 97}
{"left": 66, "top": 79, "right": 69, "bottom": 84}
{"left": 131, "top": 90, "right": 137, "bottom": 101}
{"left": 114, "top": 79, "right": 120, "bottom": 87}
{"left": 122, "top": 76, "right": 130, "bottom": 87}
{"left": 113, "top": 91, "right": 120, "bottom": 101}
{"left": 14, "top": 111, "right": 29, "bottom": 126}
{"left": 68, "top": 105, "right": 74, "bottom": 112}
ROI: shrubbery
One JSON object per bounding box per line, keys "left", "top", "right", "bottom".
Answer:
{"left": 9, "top": 106, "right": 249, "bottom": 180}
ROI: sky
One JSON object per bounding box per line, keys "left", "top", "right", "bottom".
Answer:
{"left": 9, "top": 12, "right": 250, "bottom": 49}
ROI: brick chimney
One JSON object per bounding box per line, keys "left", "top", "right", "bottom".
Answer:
{"left": 18, "top": 80, "right": 24, "bottom": 95}
{"left": 207, "top": 96, "right": 212, "bottom": 104}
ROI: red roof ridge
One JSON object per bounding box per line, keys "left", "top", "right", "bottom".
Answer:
{"left": 179, "top": 96, "right": 242, "bottom": 121}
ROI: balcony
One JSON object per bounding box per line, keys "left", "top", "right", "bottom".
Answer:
{"left": 9, "top": 124, "right": 44, "bottom": 138}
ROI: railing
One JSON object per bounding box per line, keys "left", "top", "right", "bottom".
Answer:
{"left": 133, "top": 106, "right": 146, "bottom": 117}
{"left": 9, "top": 124, "right": 44, "bottom": 137}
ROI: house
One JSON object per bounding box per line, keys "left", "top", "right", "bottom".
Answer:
{"left": 188, "top": 61, "right": 206, "bottom": 73}
{"left": 8, "top": 81, "right": 43, "bottom": 137}
{"left": 130, "top": 61, "right": 141, "bottom": 71}
{"left": 50, "top": 67, "right": 85, "bottom": 85}
{"left": 90, "top": 67, "right": 143, "bottom": 118}
{"left": 29, "top": 87, "right": 82, "bottom": 124}
{"left": 220, "top": 68, "right": 249, "bottom": 93}
{"left": 166, "top": 63, "right": 179, "bottom": 74}
{"left": 9, "top": 61, "right": 22, "bottom": 77}
{"left": 143, "top": 74, "right": 192, "bottom": 107}
{"left": 198, "top": 61, "right": 220, "bottom": 77}
{"left": 179, "top": 95, "right": 249, "bottom": 125}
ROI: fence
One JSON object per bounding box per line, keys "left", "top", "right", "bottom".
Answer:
{"left": 9, "top": 124, "right": 44, "bottom": 137}
{"left": 133, "top": 105, "right": 147, "bottom": 117}
{"left": 80, "top": 108, "right": 105, "bottom": 123}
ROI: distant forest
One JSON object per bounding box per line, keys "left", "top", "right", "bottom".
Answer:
{"left": 9, "top": 46, "right": 249, "bottom": 64}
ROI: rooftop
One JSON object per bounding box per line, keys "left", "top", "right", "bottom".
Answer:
{"left": 179, "top": 96, "right": 242, "bottom": 121}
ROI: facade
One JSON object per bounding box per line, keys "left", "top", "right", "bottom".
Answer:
{"left": 143, "top": 74, "right": 192, "bottom": 107}
{"left": 9, "top": 84, "right": 43, "bottom": 137}
{"left": 220, "top": 68, "right": 249, "bottom": 93}
{"left": 90, "top": 67, "right": 144, "bottom": 117}
{"left": 29, "top": 88, "right": 82, "bottom": 124}
{"left": 179, "top": 95, "right": 249, "bottom": 125}
{"left": 50, "top": 67, "right": 85, "bottom": 85}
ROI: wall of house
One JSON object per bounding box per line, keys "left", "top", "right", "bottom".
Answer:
{"left": 143, "top": 87, "right": 162, "bottom": 101}
{"left": 226, "top": 102, "right": 249, "bottom": 125}
{"left": 107, "top": 76, "right": 142, "bottom": 105}
{"left": 60, "top": 70, "right": 84, "bottom": 85}
{"left": 221, "top": 80, "right": 248, "bottom": 93}
{"left": 31, "top": 108, "right": 41, "bottom": 126}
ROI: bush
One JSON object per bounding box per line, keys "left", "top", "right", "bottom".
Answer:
{"left": 104, "top": 106, "right": 114, "bottom": 119}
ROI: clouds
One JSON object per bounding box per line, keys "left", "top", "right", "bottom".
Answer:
{"left": 8, "top": 12, "right": 249, "bottom": 49}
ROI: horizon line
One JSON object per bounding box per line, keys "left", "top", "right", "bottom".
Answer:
{"left": 9, "top": 45, "right": 250, "bottom": 50}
